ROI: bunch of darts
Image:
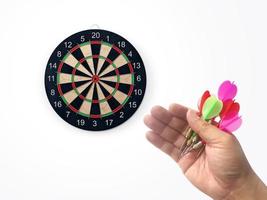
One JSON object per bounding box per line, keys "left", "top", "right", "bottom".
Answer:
{"left": 178, "top": 80, "right": 242, "bottom": 160}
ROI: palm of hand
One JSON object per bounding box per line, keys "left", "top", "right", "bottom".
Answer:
{"left": 144, "top": 104, "right": 251, "bottom": 199}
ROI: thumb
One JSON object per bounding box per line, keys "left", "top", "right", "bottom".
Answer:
{"left": 186, "top": 109, "right": 226, "bottom": 144}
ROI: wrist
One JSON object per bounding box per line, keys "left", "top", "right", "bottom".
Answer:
{"left": 223, "top": 172, "right": 267, "bottom": 200}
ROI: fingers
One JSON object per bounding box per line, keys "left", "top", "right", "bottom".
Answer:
{"left": 168, "top": 103, "right": 188, "bottom": 121}
{"left": 151, "top": 106, "right": 188, "bottom": 133}
{"left": 186, "top": 109, "right": 226, "bottom": 144}
{"left": 146, "top": 131, "right": 181, "bottom": 162}
{"left": 144, "top": 114, "right": 186, "bottom": 147}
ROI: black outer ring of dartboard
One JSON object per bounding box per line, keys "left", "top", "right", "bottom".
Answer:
{"left": 44, "top": 29, "right": 147, "bottom": 131}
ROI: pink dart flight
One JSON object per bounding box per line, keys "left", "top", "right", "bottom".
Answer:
{"left": 218, "top": 80, "right": 237, "bottom": 101}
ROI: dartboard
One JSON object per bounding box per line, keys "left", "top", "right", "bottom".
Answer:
{"left": 45, "top": 29, "right": 146, "bottom": 131}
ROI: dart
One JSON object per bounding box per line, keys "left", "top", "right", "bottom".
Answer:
{"left": 198, "top": 90, "right": 211, "bottom": 111}
{"left": 179, "top": 90, "right": 211, "bottom": 156}
{"left": 202, "top": 96, "right": 223, "bottom": 120}
{"left": 178, "top": 80, "right": 242, "bottom": 160}
{"left": 219, "top": 115, "right": 242, "bottom": 133}
{"left": 181, "top": 96, "right": 223, "bottom": 156}
{"left": 218, "top": 80, "right": 237, "bottom": 101}
{"left": 220, "top": 99, "right": 240, "bottom": 120}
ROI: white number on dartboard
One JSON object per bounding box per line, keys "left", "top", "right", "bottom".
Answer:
{"left": 66, "top": 111, "right": 70, "bottom": 118}
{"left": 129, "top": 102, "right": 137, "bottom": 108}
{"left": 48, "top": 75, "right": 55, "bottom": 82}
{"left": 133, "top": 62, "right": 141, "bottom": 69}
{"left": 128, "top": 51, "right": 133, "bottom": 57}
{"left": 50, "top": 89, "right": 55, "bottom": 96}
{"left": 119, "top": 112, "right": 124, "bottom": 118}
{"left": 92, "top": 120, "right": 97, "bottom": 127}
{"left": 54, "top": 101, "right": 62, "bottom": 108}
{"left": 80, "top": 36, "right": 85, "bottom": 42}
{"left": 118, "top": 41, "right": 126, "bottom": 48}
{"left": 57, "top": 51, "right": 62, "bottom": 58}
{"left": 134, "top": 89, "right": 142, "bottom": 95}
{"left": 77, "top": 119, "right": 85, "bottom": 126}
{"left": 49, "top": 63, "right": 57, "bottom": 69}
{"left": 64, "top": 41, "right": 72, "bottom": 49}
{"left": 105, "top": 119, "right": 113, "bottom": 126}
{"left": 136, "top": 75, "right": 141, "bottom": 82}
{"left": 92, "top": 32, "right": 100, "bottom": 39}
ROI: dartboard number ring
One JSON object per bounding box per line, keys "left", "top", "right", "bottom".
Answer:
{"left": 45, "top": 29, "right": 146, "bottom": 131}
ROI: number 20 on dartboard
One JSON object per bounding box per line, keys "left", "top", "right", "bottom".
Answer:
{"left": 45, "top": 29, "right": 147, "bottom": 131}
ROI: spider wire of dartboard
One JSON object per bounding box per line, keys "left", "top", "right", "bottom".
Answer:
{"left": 45, "top": 29, "right": 146, "bottom": 131}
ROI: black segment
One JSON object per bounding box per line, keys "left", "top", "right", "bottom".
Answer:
{"left": 80, "top": 82, "right": 93, "bottom": 98}
{"left": 60, "top": 63, "right": 74, "bottom": 74}
{"left": 98, "top": 82, "right": 111, "bottom": 98}
{"left": 81, "top": 59, "right": 93, "bottom": 76}
{"left": 107, "top": 47, "right": 120, "bottom": 62}
{"left": 100, "top": 69, "right": 117, "bottom": 78}
{"left": 106, "top": 96, "right": 121, "bottom": 111}
{"left": 117, "top": 83, "right": 131, "bottom": 95}
{"left": 70, "top": 95, "right": 84, "bottom": 111}
{"left": 117, "top": 64, "right": 131, "bottom": 75}
{"left": 72, "top": 47, "right": 85, "bottom": 62}
{"left": 60, "top": 82, "right": 73, "bottom": 94}
{"left": 74, "top": 80, "right": 91, "bottom": 88}
{"left": 91, "top": 43, "right": 101, "bottom": 73}
{"left": 100, "top": 80, "right": 117, "bottom": 88}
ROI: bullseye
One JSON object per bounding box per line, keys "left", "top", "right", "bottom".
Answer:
{"left": 92, "top": 75, "right": 99, "bottom": 83}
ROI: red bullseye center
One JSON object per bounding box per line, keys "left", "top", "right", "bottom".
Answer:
{"left": 92, "top": 75, "right": 100, "bottom": 83}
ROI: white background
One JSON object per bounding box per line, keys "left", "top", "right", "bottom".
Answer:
{"left": 0, "top": 0, "right": 267, "bottom": 199}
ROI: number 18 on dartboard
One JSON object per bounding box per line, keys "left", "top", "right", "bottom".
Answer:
{"left": 45, "top": 29, "right": 147, "bottom": 131}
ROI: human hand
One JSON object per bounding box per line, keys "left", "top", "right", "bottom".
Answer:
{"left": 144, "top": 103, "right": 267, "bottom": 200}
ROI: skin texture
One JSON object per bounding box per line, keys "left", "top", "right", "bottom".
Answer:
{"left": 144, "top": 103, "right": 267, "bottom": 200}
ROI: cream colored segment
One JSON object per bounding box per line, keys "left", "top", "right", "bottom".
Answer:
{"left": 100, "top": 75, "right": 117, "bottom": 83}
{"left": 73, "top": 75, "right": 91, "bottom": 82}
{"left": 96, "top": 83, "right": 112, "bottom": 115}
{"left": 100, "top": 44, "right": 112, "bottom": 58}
{"left": 80, "top": 44, "right": 95, "bottom": 74}
{"left": 99, "top": 81, "right": 127, "bottom": 104}
{"left": 79, "top": 100, "right": 92, "bottom": 115}
{"left": 76, "top": 81, "right": 91, "bottom": 94}
{"left": 100, "top": 101, "right": 112, "bottom": 115}
{"left": 79, "top": 82, "right": 94, "bottom": 114}
{"left": 96, "top": 58, "right": 105, "bottom": 75}
{"left": 100, "top": 74, "right": 132, "bottom": 85}
{"left": 63, "top": 82, "right": 91, "bottom": 104}
{"left": 113, "top": 90, "right": 128, "bottom": 104}
{"left": 63, "top": 54, "right": 79, "bottom": 67}
{"left": 99, "top": 55, "right": 128, "bottom": 77}
{"left": 76, "top": 63, "right": 92, "bottom": 76}
{"left": 96, "top": 44, "right": 112, "bottom": 74}
{"left": 113, "top": 54, "right": 128, "bottom": 68}
{"left": 80, "top": 44, "right": 92, "bottom": 57}
{"left": 98, "top": 64, "right": 114, "bottom": 77}
{"left": 58, "top": 73, "right": 90, "bottom": 84}
{"left": 86, "top": 57, "right": 95, "bottom": 74}
{"left": 99, "top": 81, "right": 114, "bottom": 94}
{"left": 58, "top": 73, "right": 72, "bottom": 84}
{"left": 63, "top": 90, "right": 78, "bottom": 104}
{"left": 96, "top": 83, "right": 106, "bottom": 100}
{"left": 119, "top": 74, "right": 133, "bottom": 84}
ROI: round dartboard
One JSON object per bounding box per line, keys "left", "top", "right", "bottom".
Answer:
{"left": 45, "top": 29, "right": 146, "bottom": 131}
